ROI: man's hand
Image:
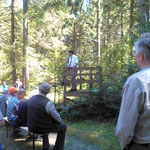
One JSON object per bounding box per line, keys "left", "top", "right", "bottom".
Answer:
{"left": 68, "top": 66, "right": 73, "bottom": 68}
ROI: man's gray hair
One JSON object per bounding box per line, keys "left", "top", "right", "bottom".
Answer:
{"left": 17, "top": 88, "right": 26, "bottom": 95}
{"left": 39, "top": 89, "right": 48, "bottom": 96}
{"left": 134, "top": 32, "right": 150, "bottom": 62}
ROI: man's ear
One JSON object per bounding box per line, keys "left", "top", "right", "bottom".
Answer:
{"left": 139, "top": 51, "right": 144, "bottom": 61}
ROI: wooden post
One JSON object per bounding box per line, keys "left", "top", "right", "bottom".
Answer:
{"left": 98, "top": 67, "right": 102, "bottom": 90}
{"left": 23, "top": 0, "right": 29, "bottom": 90}
{"left": 63, "top": 69, "right": 67, "bottom": 106}
{"left": 80, "top": 68, "right": 82, "bottom": 89}
{"left": 54, "top": 83, "right": 56, "bottom": 104}
{"left": 90, "top": 68, "right": 93, "bottom": 89}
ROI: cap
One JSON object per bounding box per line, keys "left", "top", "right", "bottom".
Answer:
{"left": 9, "top": 87, "right": 17, "bottom": 93}
{"left": 38, "top": 82, "right": 51, "bottom": 93}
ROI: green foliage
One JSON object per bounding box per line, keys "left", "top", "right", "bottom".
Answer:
{"left": 0, "top": 0, "right": 146, "bottom": 106}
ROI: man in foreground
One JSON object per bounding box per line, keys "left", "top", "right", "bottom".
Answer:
{"left": 27, "top": 82, "right": 67, "bottom": 150}
{"left": 116, "top": 32, "right": 150, "bottom": 150}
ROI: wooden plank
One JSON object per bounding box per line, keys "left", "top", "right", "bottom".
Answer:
{"left": 64, "top": 79, "right": 100, "bottom": 84}
{"left": 90, "top": 68, "right": 92, "bottom": 89}
{"left": 63, "top": 67, "right": 97, "bottom": 73}
{"left": 64, "top": 73, "right": 100, "bottom": 77}
{"left": 64, "top": 68, "right": 78, "bottom": 73}
{"left": 79, "top": 69, "right": 82, "bottom": 89}
{"left": 64, "top": 72, "right": 101, "bottom": 77}
{"left": 64, "top": 89, "right": 100, "bottom": 97}
{"left": 78, "top": 67, "right": 96, "bottom": 70}
{"left": 76, "top": 73, "right": 99, "bottom": 76}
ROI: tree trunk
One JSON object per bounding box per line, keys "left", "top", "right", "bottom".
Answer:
{"left": 72, "top": 1, "right": 78, "bottom": 55}
{"left": 97, "top": 0, "right": 101, "bottom": 64}
{"left": 73, "top": 21, "right": 77, "bottom": 54}
{"left": 11, "top": 0, "right": 16, "bottom": 85}
{"left": 107, "top": 4, "right": 111, "bottom": 64}
{"left": 22, "top": 0, "right": 29, "bottom": 90}
{"left": 129, "top": 0, "right": 134, "bottom": 36}
{"left": 138, "top": 0, "right": 149, "bottom": 35}
{"left": 121, "top": 11, "right": 123, "bottom": 38}
{"left": 129, "top": 0, "right": 134, "bottom": 62}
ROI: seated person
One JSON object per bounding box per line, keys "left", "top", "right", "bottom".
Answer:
{"left": 5, "top": 87, "right": 17, "bottom": 110}
{"left": 0, "top": 113, "right": 4, "bottom": 149}
{"left": 0, "top": 88, "right": 10, "bottom": 117}
{"left": 18, "top": 98, "right": 32, "bottom": 138}
{"left": 18, "top": 98, "right": 28, "bottom": 126}
{"left": 27, "top": 82, "right": 67, "bottom": 150}
{"left": 7, "top": 86, "right": 18, "bottom": 103}
{"left": 7, "top": 88, "right": 26, "bottom": 137}
{"left": 0, "top": 111, "right": 4, "bottom": 128}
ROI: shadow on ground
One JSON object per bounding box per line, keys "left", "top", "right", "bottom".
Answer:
{"left": 0, "top": 127, "right": 100, "bottom": 150}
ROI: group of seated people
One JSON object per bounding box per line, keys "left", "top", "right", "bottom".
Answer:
{"left": 0, "top": 82, "right": 67, "bottom": 150}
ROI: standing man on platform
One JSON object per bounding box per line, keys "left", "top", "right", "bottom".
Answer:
{"left": 65, "top": 50, "right": 79, "bottom": 92}
{"left": 116, "top": 32, "right": 150, "bottom": 150}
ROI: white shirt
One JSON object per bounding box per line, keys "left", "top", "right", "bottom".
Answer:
{"left": 116, "top": 65, "right": 150, "bottom": 149}
{"left": 67, "top": 54, "right": 78, "bottom": 68}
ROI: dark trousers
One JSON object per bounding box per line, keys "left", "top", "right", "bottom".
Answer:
{"left": 71, "top": 70, "right": 77, "bottom": 90}
{"left": 127, "top": 142, "right": 150, "bottom": 150}
{"left": 11, "top": 116, "right": 27, "bottom": 129}
{"left": 42, "top": 122, "right": 67, "bottom": 150}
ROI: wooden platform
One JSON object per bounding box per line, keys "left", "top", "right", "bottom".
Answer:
{"left": 63, "top": 67, "right": 102, "bottom": 105}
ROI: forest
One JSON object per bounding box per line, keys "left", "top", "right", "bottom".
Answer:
{"left": 0, "top": 0, "right": 148, "bottom": 118}
{"left": 0, "top": 0, "right": 149, "bottom": 149}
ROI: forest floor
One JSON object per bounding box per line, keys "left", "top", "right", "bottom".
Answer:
{"left": 0, "top": 129, "right": 100, "bottom": 150}
{"left": 0, "top": 120, "right": 120, "bottom": 150}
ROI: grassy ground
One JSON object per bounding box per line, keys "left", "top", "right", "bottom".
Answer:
{"left": 65, "top": 120, "right": 120, "bottom": 150}
{"left": 0, "top": 120, "right": 120, "bottom": 150}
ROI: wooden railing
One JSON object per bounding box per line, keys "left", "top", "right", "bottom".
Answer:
{"left": 63, "top": 67, "right": 102, "bottom": 105}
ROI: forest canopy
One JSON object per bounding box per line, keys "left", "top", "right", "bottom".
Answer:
{"left": 0, "top": 0, "right": 148, "bottom": 95}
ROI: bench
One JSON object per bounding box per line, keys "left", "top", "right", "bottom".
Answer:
{"left": 3, "top": 117, "right": 46, "bottom": 150}
{"left": 3, "top": 117, "right": 11, "bottom": 137}
{"left": 20, "top": 127, "right": 37, "bottom": 150}
{"left": 20, "top": 127, "right": 46, "bottom": 150}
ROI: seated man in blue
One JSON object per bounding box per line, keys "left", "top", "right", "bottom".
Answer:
{"left": 0, "top": 110, "right": 4, "bottom": 127}
{"left": 0, "top": 88, "right": 10, "bottom": 117}
{"left": 28, "top": 82, "right": 67, "bottom": 150}
{"left": 7, "top": 88, "right": 26, "bottom": 137}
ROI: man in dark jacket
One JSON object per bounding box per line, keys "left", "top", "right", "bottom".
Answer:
{"left": 27, "top": 82, "right": 67, "bottom": 150}
{"left": 18, "top": 98, "right": 28, "bottom": 126}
